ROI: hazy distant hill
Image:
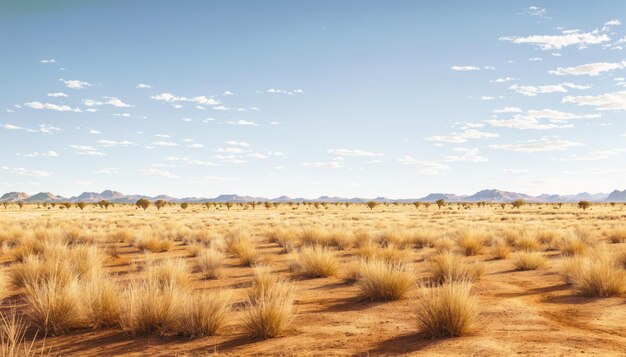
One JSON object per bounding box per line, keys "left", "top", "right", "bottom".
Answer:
{"left": 0, "top": 188, "right": 618, "bottom": 203}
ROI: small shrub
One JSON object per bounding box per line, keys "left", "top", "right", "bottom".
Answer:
{"left": 456, "top": 230, "right": 488, "bottom": 256}
{"left": 294, "top": 246, "right": 339, "bottom": 278}
{"left": 23, "top": 277, "right": 84, "bottom": 335}
{"left": 415, "top": 281, "right": 478, "bottom": 338}
{"left": 606, "top": 227, "right": 626, "bottom": 244}
{"left": 178, "top": 292, "right": 230, "bottom": 337}
{"left": 357, "top": 260, "right": 414, "bottom": 301}
{"left": 194, "top": 248, "right": 224, "bottom": 279}
{"left": 490, "top": 239, "right": 510, "bottom": 260}
{"left": 429, "top": 253, "right": 483, "bottom": 284}
{"left": 513, "top": 252, "right": 547, "bottom": 271}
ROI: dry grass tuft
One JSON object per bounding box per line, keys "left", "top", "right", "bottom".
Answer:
{"left": 82, "top": 275, "right": 121, "bottom": 329}
{"left": 23, "top": 276, "right": 84, "bottom": 335}
{"left": 294, "top": 246, "right": 339, "bottom": 278}
{"left": 560, "top": 250, "right": 626, "bottom": 297}
{"left": 429, "top": 253, "right": 484, "bottom": 284}
{"left": 490, "top": 239, "right": 510, "bottom": 260}
{"left": 559, "top": 237, "right": 587, "bottom": 257}
{"left": 136, "top": 231, "right": 173, "bottom": 253}
{"left": 456, "top": 229, "right": 488, "bottom": 256}
{"left": 178, "top": 292, "right": 231, "bottom": 337}
{"left": 357, "top": 260, "right": 414, "bottom": 301}
{"left": 415, "top": 281, "right": 479, "bottom": 338}
{"left": 226, "top": 232, "right": 260, "bottom": 266}
{"left": 513, "top": 252, "right": 547, "bottom": 270}
{"left": 194, "top": 248, "right": 224, "bottom": 279}
{"left": 119, "top": 281, "right": 181, "bottom": 336}
{"left": 0, "top": 310, "right": 42, "bottom": 357}
{"left": 146, "top": 259, "right": 192, "bottom": 290}
{"left": 606, "top": 227, "right": 626, "bottom": 244}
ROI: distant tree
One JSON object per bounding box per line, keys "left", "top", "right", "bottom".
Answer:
{"left": 42, "top": 202, "right": 48, "bottom": 208}
{"left": 62, "top": 202, "right": 72, "bottom": 210}
{"left": 314, "top": 202, "right": 321, "bottom": 209}
{"left": 557, "top": 202, "right": 563, "bottom": 209}
{"left": 511, "top": 200, "right": 525, "bottom": 209}
{"left": 366, "top": 201, "right": 378, "bottom": 210}
{"left": 17, "top": 202, "right": 24, "bottom": 210}
{"left": 51, "top": 202, "right": 56, "bottom": 208}
{"left": 435, "top": 199, "right": 445, "bottom": 209}
{"left": 264, "top": 202, "right": 272, "bottom": 210}
{"left": 273, "top": 202, "right": 280, "bottom": 209}
{"left": 423, "top": 202, "right": 431, "bottom": 209}
{"left": 249, "top": 202, "right": 258, "bottom": 210}
{"left": 344, "top": 202, "right": 350, "bottom": 208}
{"left": 500, "top": 203, "right": 506, "bottom": 209}
{"left": 180, "top": 202, "right": 189, "bottom": 210}
{"left": 578, "top": 201, "right": 591, "bottom": 211}
{"left": 413, "top": 202, "right": 421, "bottom": 210}
{"left": 2, "top": 202, "right": 8, "bottom": 210}
{"left": 77, "top": 202, "right": 86, "bottom": 210}
{"left": 136, "top": 198, "right": 150, "bottom": 211}
{"left": 204, "top": 202, "right": 212, "bottom": 210}
{"left": 225, "top": 202, "right": 233, "bottom": 210}
{"left": 610, "top": 202, "right": 616, "bottom": 207}
{"left": 154, "top": 200, "right": 166, "bottom": 210}
{"left": 98, "top": 200, "right": 111, "bottom": 210}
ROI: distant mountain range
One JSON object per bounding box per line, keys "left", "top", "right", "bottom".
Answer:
{"left": 1, "top": 189, "right": 625, "bottom": 203}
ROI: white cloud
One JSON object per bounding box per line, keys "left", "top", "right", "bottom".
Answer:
{"left": 489, "top": 137, "right": 584, "bottom": 152}
{"left": 20, "top": 151, "right": 59, "bottom": 158}
{"left": 217, "top": 147, "right": 246, "bottom": 154}
{"left": 248, "top": 152, "right": 268, "bottom": 159}
{"left": 426, "top": 129, "right": 498, "bottom": 143}
{"left": 526, "top": 6, "right": 550, "bottom": 19}
{"left": 151, "top": 92, "right": 220, "bottom": 106}
{"left": 84, "top": 97, "right": 133, "bottom": 108}
{"left": 47, "top": 92, "right": 67, "bottom": 97}
{"left": 98, "top": 140, "right": 137, "bottom": 147}
{"left": 302, "top": 161, "right": 343, "bottom": 168}
{"left": 223, "top": 91, "right": 235, "bottom": 96}
{"left": 224, "top": 120, "right": 258, "bottom": 126}
{"left": 529, "top": 57, "right": 543, "bottom": 61}
{"left": 260, "top": 88, "right": 304, "bottom": 95}
{"left": 1, "top": 166, "right": 51, "bottom": 177}
{"left": 490, "top": 77, "right": 516, "bottom": 83}
{"left": 509, "top": 82, "right": 591, "bottom": 96}
{"left": 486, "top": 109, "right": 600, "bottom": 130}
{"left": 186, "top": 143, "right": 204, "bottom": 148}
{"left": 136, "top": 83, "right": 151, "bottom": 89}
{"left": 69, "top": 145, "right": 105, "bottom": 156}
{"left": 500, "top": 31, "right": 610, "bottom": 50}
{"left": 93, "top": 168, "right": 120, "bottom": 174}
{"left": 481, "top": 96, "right": 495, "bottom": 100}
{"left": 492, "top": 107, "right": 522, "bottom": 114}
{"left": 59, "top": 79, "right": 92, "bottom": 89}
{"left": 24, "top": 101, "right": 81, "bottom": 112}
{"left": 88, "top": 129, "right": 101, "bottom": 134}
{"left": 397, "top": 156, "right": 449, "bottom": 175}
{"left": 450, "top": 65, "right": 480, "bottom": 71}
{"left": 327, "top": 149, "right": 383, "bottom": 157}
{"left": 444, "top": 148, "right": 488, "bottom": 163}
{"left": 40, "top": 59, "right": 57, "bottom": 63}
{"left": 149, "top": 141, "right": 178, "bottom": 147}
{"left": 602, "top": 19, "right": 621, "bottom": 31}
{"left": 553, "top": 149, "right": 626, "bottom": 161}
{"left": 112, "top": 113, "right": 131, "bottom": 117}
{"left": 137, "top": 169, "right": 178, "bottom": 178}
{"left": 2, "top": 124, "right": 24, "bottom": 130}
{"left": 562, "top": 90, "right": 626, "bottom": 111}
{"left": 226, "top": 141, "right": 251, "bottom": 147}
{"left": 549, "top": 61, "right": 626, "bottom": 76}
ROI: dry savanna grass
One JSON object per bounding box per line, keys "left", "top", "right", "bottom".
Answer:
{"left": 0, "top": 202, "right": 625, "bottom": 355}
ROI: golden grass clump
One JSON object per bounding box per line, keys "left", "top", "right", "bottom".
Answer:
{"left": 606, "top": 227, "right": 626, "bottom": 244}
{"left": 109, "top": 229, "right": 134, "bottom": 244}
{"left": 513, "top": 252, "right": 547, "bottom": 271}
{"left": 82, "top": 275, "right": 121, "bottom": 329}
{"left": 136, "top": 231, "right": 173, "bottom": 253}
{"left": 178, "top": 292, "right": 231, "bottom": 337}
{"left": 267, "top": 227, "right": 298, "bottom": 252}
{"left": 559, "top": 236, "right": 588, "bottom": 257}
{"left": 243, "top": 267, "right": 295, "bottom": 339}
{"left": 194, "top": 248, "right": 224, "bottom": 279}
{"left": 357, "top": 259, "right": 414, "bottom": 301}
{"left": 299, "top": 228, "right": 329, "bottom": 247}
{"left": 456, "top": 229, "right": 488, "bottom": 256}
{"left": 226, "top": 231, "right": 260, "bottom": 266}
{"left": 23, "top": 276, "right": 84, "bottom": 335}
{"left": 327, "top": 229, "right": 353, "bottom": 250}
{"left": 294, "top": 246, "right": 339, "bottom": 278}
{"left": 146, "top": 259, "right": 192, "bottom": 290}
{"left": 560, "top": 250, "right": 626, "bottom": 297}
{"left": 415, "top": 281, "right": 478, "bottom": 338}
{"left": 412, "top": 228, "right": 438, "bottom": 249}
{"left": 514, "top": 234, "right": 540, "bottom": 252}
{"left": 489, "top": 239, "right": 510, "bottom": 260}
{"left": 0, "top": 310, "right": 41, "bottom": 357}
{"left": 535, "top": 230, "right": 560, "bottom": 249}
{"left": 429, "top": 253, "right": 484, "bottom": 284}
{"left": 119, "top": 281, "right": 181, "bottom": 336}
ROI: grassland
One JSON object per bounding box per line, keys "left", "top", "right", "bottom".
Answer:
{"left": 1, "top": 201, "right": 626, "bottom": 355}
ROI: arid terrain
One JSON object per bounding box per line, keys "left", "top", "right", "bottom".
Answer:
{"left": 1, "top": 202, "right": 626, "bottom": 356}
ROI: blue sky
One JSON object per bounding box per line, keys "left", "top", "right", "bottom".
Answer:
{"left": 1, "top": 1, "right": 625, "bottom": 198}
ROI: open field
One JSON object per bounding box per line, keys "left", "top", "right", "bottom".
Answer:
{"left": 1, "top": 202, "right": 626, "bottom": 356}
